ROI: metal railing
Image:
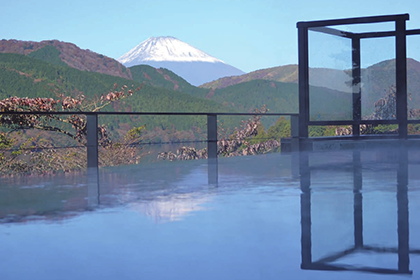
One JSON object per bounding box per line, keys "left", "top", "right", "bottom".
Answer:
{"left": 2, "top": 111, "right": 300, "bottom": 171}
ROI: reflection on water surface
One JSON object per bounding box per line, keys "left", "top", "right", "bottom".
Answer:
{"left": 1, "top": 148, "right": 420, "bottom": 280}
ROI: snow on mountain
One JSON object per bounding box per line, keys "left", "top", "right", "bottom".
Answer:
{"left": 118, "top": 36, "right": 224, "bottom": 65}
{"left": 118, "top": 36, "right": 245, "bottom": 86}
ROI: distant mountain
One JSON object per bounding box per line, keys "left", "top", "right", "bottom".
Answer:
{"left": 118, "top": 36, "right": 245, "bottom": 86}
{"left": 361, "top": 58, "right": 420, "bottom": 116}
{"left": 3, "top": 37, "right": 420, "bottom": 129}
{"left": 211, "top": 79, "right": 298, "bottom": 113}
{"left": 207, "top": 79, "right": 353, "bottom": 125}
{"left": 201, "top": 64, "right": 352, "bottom": 93}
{"left": 0, "top": 39, "right": 132, "bottom": 80}
{"left": 0, "top": 51, "right": 352, "bottom": 138}
{"left": 200, "top": 65, "right": 299, "bottom": 89}
{"left": 119, "top": 36, "right": 224, "bottom": 64}
{"left": 129, "top": 64, "right": 208, "bottom": 97}
{"left": 201, "top": 59, "right": 420, "bottom": 117}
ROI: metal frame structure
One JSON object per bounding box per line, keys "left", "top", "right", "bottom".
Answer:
{"left": 297, "top": 14, "right": 420, "bottom": 142}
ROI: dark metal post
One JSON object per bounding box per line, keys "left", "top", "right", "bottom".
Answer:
{"left": 207, "top": 114, "right": 218, "bottom": 185}
{"left": 87, "top": 113, "right": 99, "bottom": 207}
{"left": 291, "top": 114, "right": 300, "bottom": 152}
{"left": 291, "top": 115, "right": 300, "bottom": 139}
{"left": 396, "top": 19, "right": 408, "bottom": 139}
{"left": 291, "top": 114, "right": 300, "bottom": 177}
{"left": 352, "top": 36, "right": 362, "bottom": 137}
{"left": 298, "top": 26, "right": 310, "bottom": 139}
{"left": 87, "top": 114, "right": 99, "bottom": 169}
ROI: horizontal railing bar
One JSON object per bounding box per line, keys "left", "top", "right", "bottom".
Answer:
{"left": 309, "top": 119, "right": 401, "bottom": 125}
{"left": 407, "top": 29, "right": 420, "bottom": 35}
{"left": 358, "top": 31, "right": 396, "bottom": 39}
{"left": 297, "top": 13, "right": 409, "bottom": 28}
{"left": 308, "top": 28, "right": 420, "bottom": 39}
{"left": 309, "top": 26, "right": 354, "bottom": 38}
{"left": 0, "top": 145, "right": 86, "bottom": 151}
{"left": 309, "top": 120, "right": 420, "bottom": 125}
{"left": 1, "top": 111, "right": 298, "bottom": 117}
{"left": 307, "top": 134, "right": 420, "bottom": 140}
{"left": 308, "top": 134, "right": 419, "bottom": 141}
{"left": 358, "top": 29, "right": 420, "bottom": 39}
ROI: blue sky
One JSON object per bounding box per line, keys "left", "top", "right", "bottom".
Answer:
{"left": 1, "top": 0, "right": 420, "bottom": 73}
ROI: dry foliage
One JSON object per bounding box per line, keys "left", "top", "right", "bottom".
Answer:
{"left": 158, "top": 106, "right": 280, "bottom": 161}
{"left": 0, "top": 83, "right": 145, "bottom": 176}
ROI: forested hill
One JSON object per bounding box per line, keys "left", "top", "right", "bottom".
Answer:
{"left": 0, "top": 52, "right": 354, "bottom": 121}
{"left": 207, "top": 79, "right": 353, "bottom": 123}
{"left": 0, "top": 40, "right": 365, "bottom": 119}
{"left": 0, "top": 39, "right": 131, "bottom": 80}
{"left": 200, "top": 64, "right": 352, "bottom": 94}
{"left": 129, "top": 64, "right": 351, "bottom": 120}
{"left": 129, "top": 64, "right": 208, "bottom": 98}
{"left": 0, "top": 53, "right": 133, "bottom": 99}
{"left": 0, "top": 53, "right": 220, "bottom": 112}
{"left": 0, "top": 53, "right": 242, "bottom": 139}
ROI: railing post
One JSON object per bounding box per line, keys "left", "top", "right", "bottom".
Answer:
{"left": 352, "top": 36, "right": 361, "bottom": 137}
{"left": 396, "top": 18, "right": 408, "bottom": 139}
{"left": 291, "top": 115, "right": 300, "bottom": 152}
{"left": 207, "top": 114, "right": 218, "bottom": 185}
{"left": 87, "top": 113, "right": 99, "bottom": 207}
{"left": 291, "top": 115, "right": 299, "bottom": 138}
{"left": 291, "top": 114, "right": 300, "bottom": 177}
{"left": 298, "top": 25, "right": 309, "bottom": 139}
{"left": 87, "top": 113, "right": 99, "bottom": 168}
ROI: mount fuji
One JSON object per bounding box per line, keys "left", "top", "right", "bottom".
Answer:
{"left": 118, "top": 36, "right": 245, "bottom": 86}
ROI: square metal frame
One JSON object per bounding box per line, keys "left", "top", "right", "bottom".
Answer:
{"left": 297, "top": 14, "right": 420, "bottom": 140}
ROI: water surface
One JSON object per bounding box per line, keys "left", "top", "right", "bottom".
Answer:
{"left": 1, "top": 148, "right": 419, "bottom": 280}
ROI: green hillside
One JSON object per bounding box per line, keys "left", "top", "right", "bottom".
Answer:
{"left": 0, "top": 50, "right": 357, "bottom": 144}
{"left": 130, "top": 64, "right": 209, "bottom": 98}
{"left": 0, "top": 53, "right": 220, "bottom": 112}
{"left": 0, "top": 53, "right": 133, "bottom": 98}
{"left": 27, "top": 45, "right": 67, "bottom": 67}
{"left": 0, "top": 53, "right": 242, "bottom": 141}
{"left": 200, "top": 64, "right": 352, "bottom": 94}
{"left": 212, "top": 80, "right": 298, "bottom": 113}
{"left": 208, "top": 79, "right": 352, "bottom": 123}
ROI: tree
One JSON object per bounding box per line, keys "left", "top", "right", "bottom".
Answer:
{"left": 157, "top": 106, "right": 281, "bottom": 161}
{"left": 267, "top": 116, "right": 291, "bottom": 139}
{"left": 0, "top": 83, "right": 145, "bottom": 176}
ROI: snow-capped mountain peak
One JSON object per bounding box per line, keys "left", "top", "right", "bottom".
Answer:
{"left": 118, "top": 36, "right": 224, "bottom": 65}
{"left": 117, "top": 36, "right": 245, "bottom": 86}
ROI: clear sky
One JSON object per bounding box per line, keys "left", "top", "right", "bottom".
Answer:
{"left": 1, "top": 0, "right": 420, "bottom": 73}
